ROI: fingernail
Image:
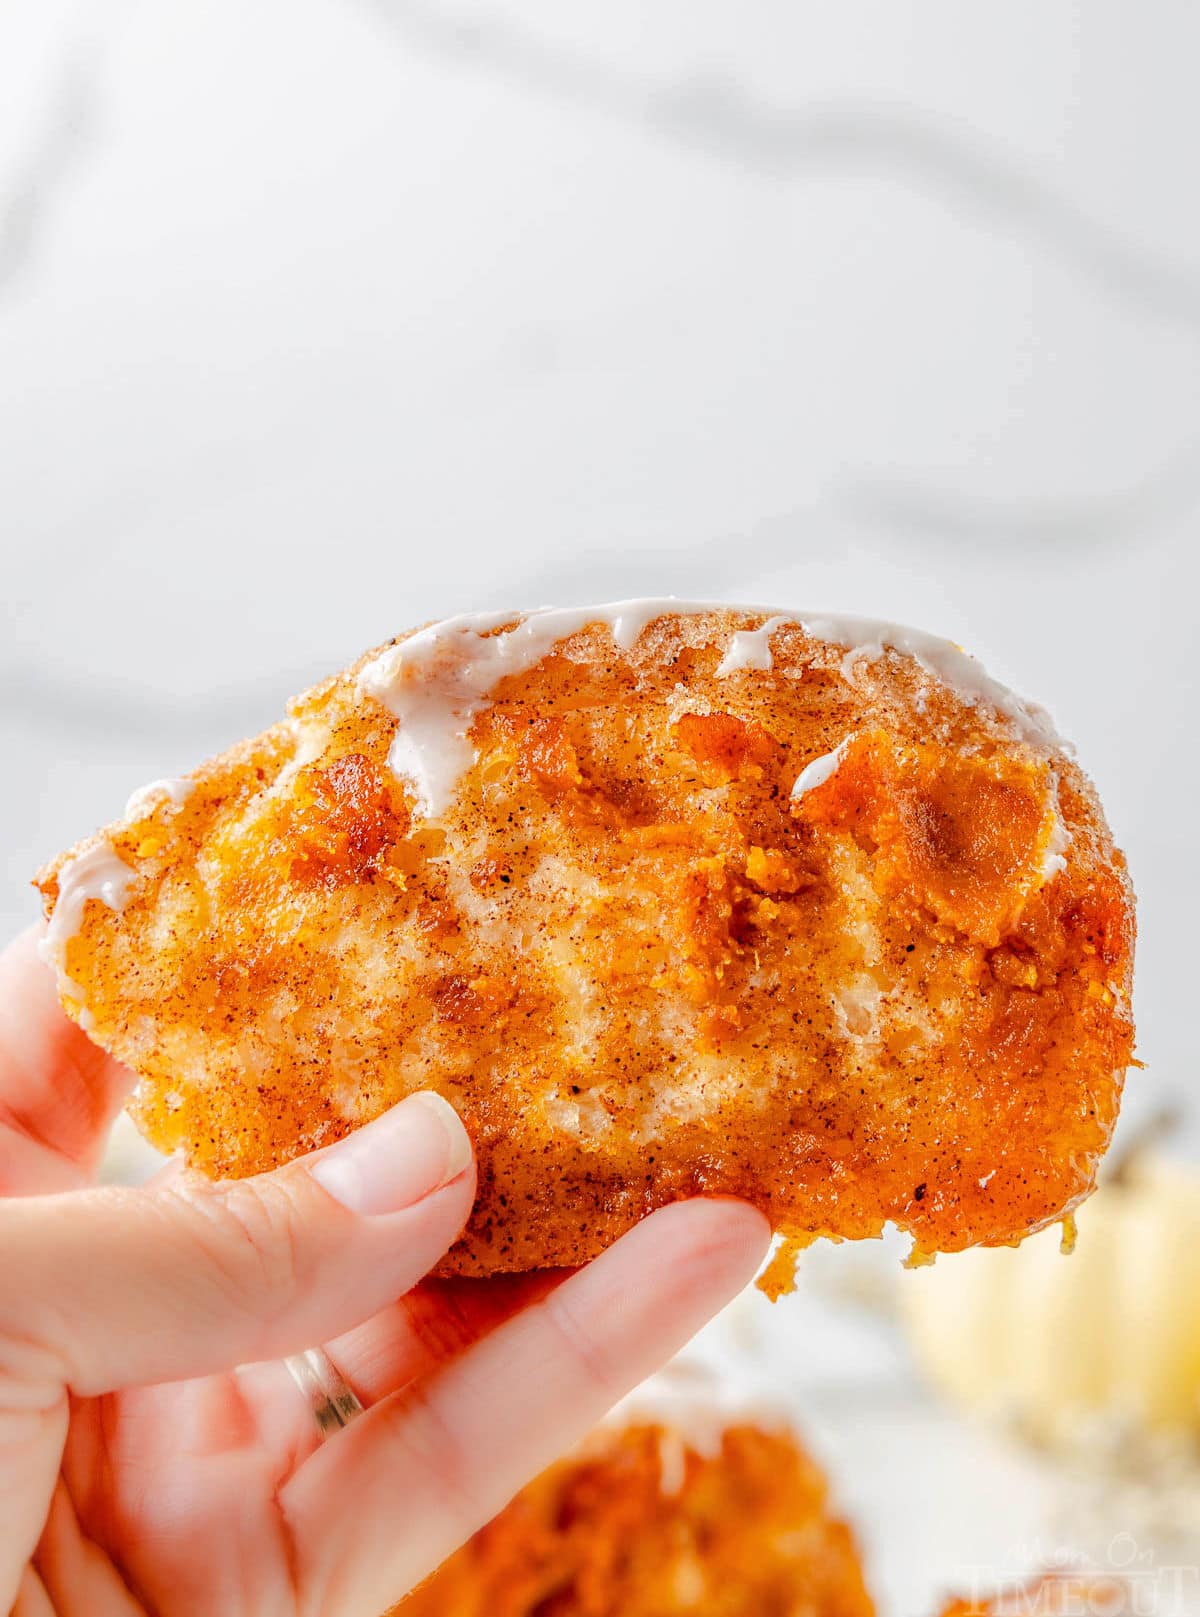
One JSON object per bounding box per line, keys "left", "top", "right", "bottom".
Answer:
{"left": 308, "top": 1092, "right": 473, "bottom": 1215}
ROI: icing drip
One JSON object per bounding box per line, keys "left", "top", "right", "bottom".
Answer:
{"left": 790, "top": 737, "right": 852, "bottom": 800}
{"left": 1041, "top": 809, "right": 1072, "bottom": 881}
{"left": 38, "top": 842, "right": 137, "bottom": 1029}
{"left": 715, "top": 614, "right": 791, "bottom": 676}
{"left": 359, "top": 600, "right": 717, "bottom": 818}
{"left": 124, "top": 776, "right": 194, "bottom": 818}
{"left": 798, "top": 613, "right": 1058, "bottom": 747}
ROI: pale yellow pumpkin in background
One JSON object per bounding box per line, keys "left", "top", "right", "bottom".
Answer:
{"left": 902, "top": 1156, "right": 1200, "bottom": 1438}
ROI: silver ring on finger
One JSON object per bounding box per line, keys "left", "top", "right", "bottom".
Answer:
{"left": 284, "top": 1346, "right": 365, "bottom": 1439}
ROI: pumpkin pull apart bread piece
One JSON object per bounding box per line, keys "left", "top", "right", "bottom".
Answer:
{"left": 36, "top": 602, "right": 1135, "bottom": 1283}
{"left": 396, "top": 1365, "right": 874, "bottom": 1617}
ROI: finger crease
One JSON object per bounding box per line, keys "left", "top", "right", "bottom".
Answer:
{"left": 540, "top": 1288, "right": 622, "bottom": 1401}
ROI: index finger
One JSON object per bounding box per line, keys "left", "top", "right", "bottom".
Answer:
{"left": 0, "top": 926, "right": 136, "bottom": 1193}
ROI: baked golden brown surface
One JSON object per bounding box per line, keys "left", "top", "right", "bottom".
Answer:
{"left": 35, "top": 605, "right": 1135, "bottom": 1276}
{"left": 394, "top": 1418, "right": 874, "bottom": 1617}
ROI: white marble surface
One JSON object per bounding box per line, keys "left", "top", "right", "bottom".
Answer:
{"left": 4, "top": 3, "right": 1199, "bottom": 1610}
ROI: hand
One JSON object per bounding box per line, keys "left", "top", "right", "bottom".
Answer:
{"left": 0, "top": 929, "right": 768, "bottom": 1616}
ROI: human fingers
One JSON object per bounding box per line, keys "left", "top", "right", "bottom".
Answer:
{"left": 0, "top": 1091, "right": 476, "bottom": 1397}
{"left": 0, "top": 1091, "right": 475, "bottom": 1608}
{"left": 280, "top": 1197, "right": 770, "bottom": 1617}
{"left": 322, "top": 1271, "right": 567, "bottom": 1407}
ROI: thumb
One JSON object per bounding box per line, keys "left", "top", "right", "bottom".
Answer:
{"left": 0, "top": 1091, "right": 475, "bottom": 1397}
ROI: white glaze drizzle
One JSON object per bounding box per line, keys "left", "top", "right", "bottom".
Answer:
{"left": 360, "top": 600, "right": 713, "bottom": 818}
{"left": 1040, "top": 808, "right": 1072, "bottom": 882}
{"left": 358, "top": 598, "right": 1059, "bottom": 820}
{"left": 790, "top": 737, "right": 852, "bottom": 801}
{"left": 797, "top": 612, "right": 1059, "bottom": 747}
{"left": 38, "top": 842, "right": 137, "bottom": 1028}
{"left": 715, "top": 614, "right": 791, "bottom": 676}
{"left": 124, "top": 776, "right": 194, "bottom": 819}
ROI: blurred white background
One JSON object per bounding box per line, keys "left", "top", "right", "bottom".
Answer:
{"left": 2, "top": 2, "right": 1198, "bottom": 1611}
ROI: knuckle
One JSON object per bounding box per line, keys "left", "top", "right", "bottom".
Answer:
{"left": 541, "top": 1288, "right": 622, "bottom": 1400}
{"left": 174, "top": 1175, "right": 314, "bottom": 1336}
{"left": 0, "top": 1326, "right": 68, "bottom": 1413}
{"left": 388, "top": 1381, "right": 490, "bottom": 1534}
